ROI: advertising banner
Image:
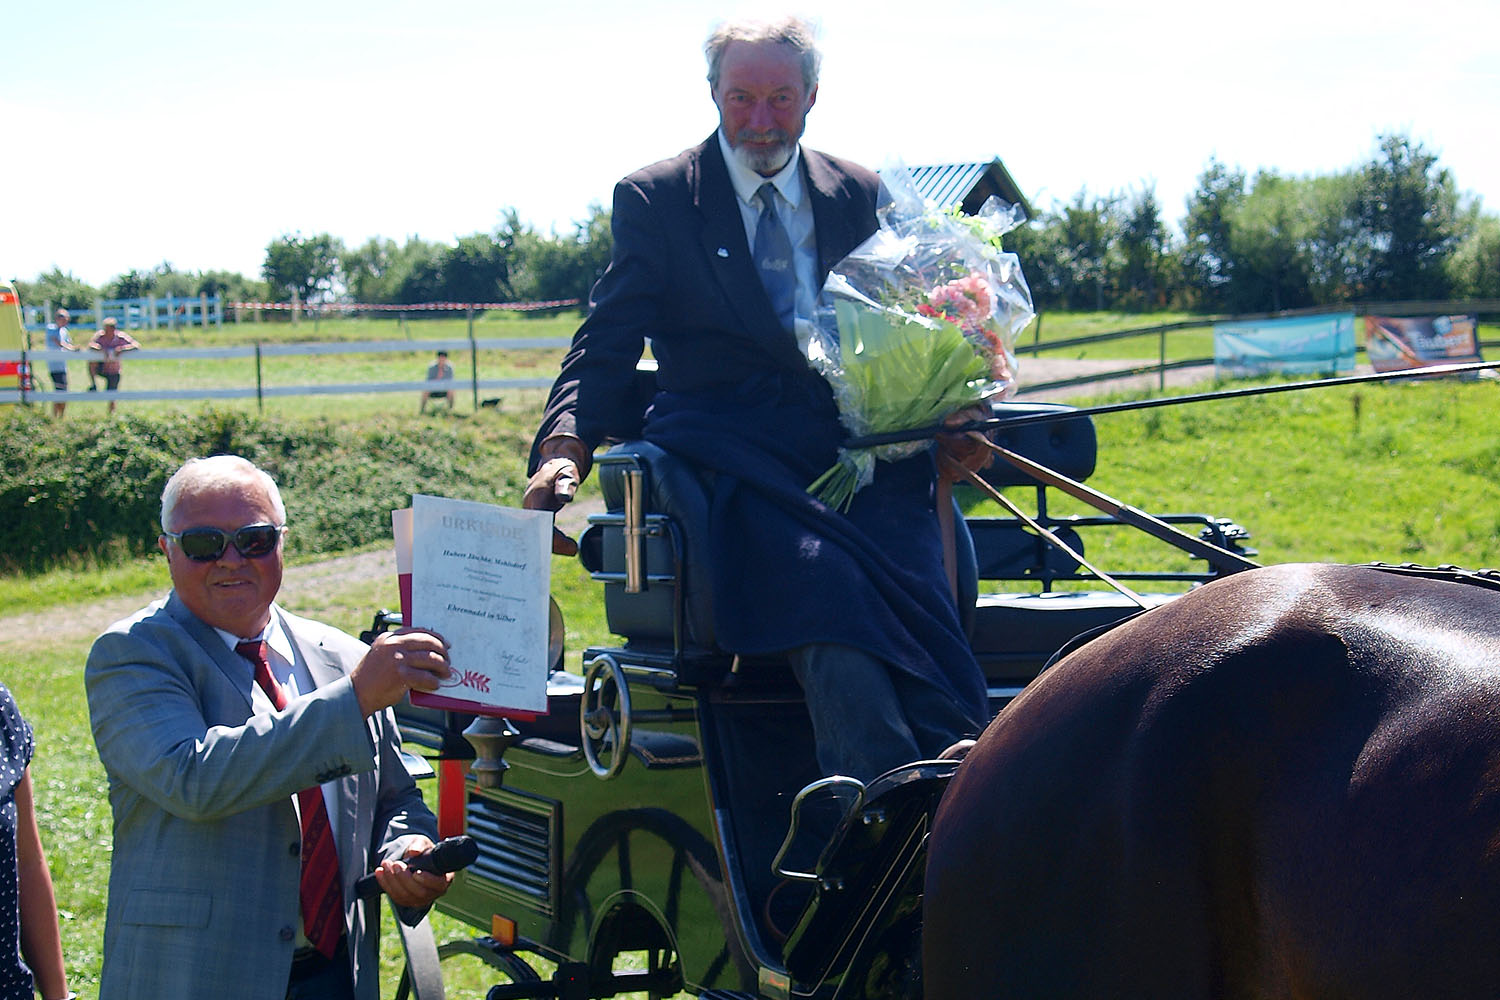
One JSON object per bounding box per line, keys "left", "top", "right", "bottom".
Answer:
{"left": 1213, "top": 313, "right": 1357, "bottom": 377}
{"left": 1365, "top": 315, "right": 1482, "bottom": 372}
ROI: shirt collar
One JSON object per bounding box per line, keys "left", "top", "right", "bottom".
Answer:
{"left": 717, "top": 128, "right": 805, "bottom": 210}
{"left": 216, "top": 605, "right": 295, "bottom": 665}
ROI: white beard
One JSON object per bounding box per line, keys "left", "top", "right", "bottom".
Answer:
{"left": 730, "top": 133, "right": 796, "bottom": 176}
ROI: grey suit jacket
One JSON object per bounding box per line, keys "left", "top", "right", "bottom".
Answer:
{"left": 86, "top": 593, "right": 436, "bottom": 1000}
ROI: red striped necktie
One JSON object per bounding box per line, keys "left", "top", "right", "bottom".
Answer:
{"left": 236, "top": 639, "right": 345, "bottom": 959}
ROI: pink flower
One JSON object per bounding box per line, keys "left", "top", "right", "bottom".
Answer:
{"left": 926, "top": 272, "right": 993, "bottom": 330}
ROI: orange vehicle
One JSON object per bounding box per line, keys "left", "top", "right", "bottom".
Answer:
{"left": 0, "top": 278, "right": 35, "bottom": 401}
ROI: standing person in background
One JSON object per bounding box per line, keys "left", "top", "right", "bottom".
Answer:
{"left": 86, "top": 318, "right": 139, "bottom": 415}
{"left": 0, "top": 683, "right": 73, "bottom": 1000}
{"left": 521, "top": 15, "right": 991, "bottom": 783}
{"left": 420, "top": 350, "right": 455, "bottom": 414}
{"left": 87, "top": 455, "right": 454, "bottom": 1000}
{"left": 42, "top": 309, "right": 79, "bottom": 418}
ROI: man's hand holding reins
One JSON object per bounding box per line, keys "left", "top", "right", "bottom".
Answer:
{"left": 523, "top": 435, "right": 592, "bottom": 556}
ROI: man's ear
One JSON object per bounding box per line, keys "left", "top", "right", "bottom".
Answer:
{"left": 157, "top": 535, "right": 170, "bottom": 557}
{"left": 805, "top": 84, "right": 818, "bottom": 114}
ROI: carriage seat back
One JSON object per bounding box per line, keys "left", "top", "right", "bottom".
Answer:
{"left": 973, "top": 400, "right": 1097, "bottom": 487}
{"left": 955, "top": 401, "right": 1097, "bottom": 588}
{"left": 582, "top": 440, "right": 719, "bottom": 652}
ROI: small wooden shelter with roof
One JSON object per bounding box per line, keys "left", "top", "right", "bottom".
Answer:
{"left": 900, "top": 159, "right": 1033, "bottom": 220}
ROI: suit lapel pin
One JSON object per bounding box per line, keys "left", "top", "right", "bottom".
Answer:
{"left": 716, "top": 247, "right": 730, "bottom": 258}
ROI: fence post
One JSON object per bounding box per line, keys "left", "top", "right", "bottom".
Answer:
{"left": 200, "top": 292, "right": 209, "bottom": 330}
{"left": 254, "top": 342, "right": 264, "bottom": 413}
{"left": 1159, "top": 328, "right": 1166, "bottom": 391}
{"left": 291, "top": 290, "right": 300, "bottom": 326}
{"left": 468, "top": 306, "right": 478, "bottom": 411}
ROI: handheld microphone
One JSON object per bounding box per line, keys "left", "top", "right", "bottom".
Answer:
{"left": 353, "top": 834, "right": 478, "bottom": 900}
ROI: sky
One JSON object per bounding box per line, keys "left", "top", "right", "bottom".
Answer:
{"left": 6, "top": 0, "right": 1497, "bottom": 289}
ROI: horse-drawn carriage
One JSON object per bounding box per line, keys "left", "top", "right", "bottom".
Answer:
{"left": 370, "top": 399, "right": 1261, "bottom": 999}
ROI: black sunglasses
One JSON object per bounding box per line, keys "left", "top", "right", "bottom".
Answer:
{"left": 163, "top": 523, "right": 286, "bottom": 562}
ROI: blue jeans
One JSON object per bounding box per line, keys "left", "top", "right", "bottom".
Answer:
{"left": 789, "top": 643, "right": 984, "bottom": 783}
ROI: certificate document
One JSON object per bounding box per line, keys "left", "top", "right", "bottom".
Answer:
{"left": 405, "top": 493, "right": 551, "bottom": 714}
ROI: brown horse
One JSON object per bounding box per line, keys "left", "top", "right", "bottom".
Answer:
{"left": 924, "top": 562, "right": 1500, "bottom": 999}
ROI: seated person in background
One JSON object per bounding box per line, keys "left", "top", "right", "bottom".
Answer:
{"left": 87, "top": 455, "right": 454, "bottom": 1000}
{"left": 420, "top": 349, "right": 455, "bottom": 413}
{"left": 522, "top": 15, "right": 990, "bottom": 784}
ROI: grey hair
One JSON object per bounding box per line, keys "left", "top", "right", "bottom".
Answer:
{"left": 705, "top": 15, "right": 821, "bottom": 94}
{"left": 160, "top": 455, "right": 286, "bottom": 532}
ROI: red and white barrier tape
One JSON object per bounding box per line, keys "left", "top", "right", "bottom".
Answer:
{"left": 226, "top": 299, "right": 579, "bottom": 312}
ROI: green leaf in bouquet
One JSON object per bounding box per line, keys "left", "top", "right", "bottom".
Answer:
{"left": 831, "top": 298, "right": 988, "bottom": 437}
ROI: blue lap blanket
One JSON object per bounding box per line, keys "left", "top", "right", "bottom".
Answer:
{"left": 642, "top": 379, "right": 987, "bottom": 723}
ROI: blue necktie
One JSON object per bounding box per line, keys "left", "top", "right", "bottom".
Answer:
{"left": 752, "top": 183, "right": 796, "bottom": 332}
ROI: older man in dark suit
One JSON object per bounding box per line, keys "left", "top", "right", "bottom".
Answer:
{"left": 524, "top": 16, "right": 987, "bottom": 782}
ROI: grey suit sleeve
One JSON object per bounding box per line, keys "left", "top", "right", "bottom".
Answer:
{"left": 86, "top": 625, "right": 376, "bottom": 823}
{"left": 368, "top": 704, "right": 441, "bottom": 927}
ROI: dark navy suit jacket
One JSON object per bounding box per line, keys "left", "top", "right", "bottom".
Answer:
{"left": 532, "top": 134, "right": 882, "bottom": 455}
{"left": 531, "top": 134, "right": 987, "bottom": 723}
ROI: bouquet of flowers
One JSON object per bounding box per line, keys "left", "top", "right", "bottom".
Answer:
{"left": 802, "top": 166, "right": 1034, "bottom": 510}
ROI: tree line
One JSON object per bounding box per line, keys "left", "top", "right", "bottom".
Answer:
{"left": 1010, "top": 134, "right": 1499, "bottom": 313}
{"left": 17, "top": 133, "right": 1498, "bottom": 318}
{"left": 16, "top": 206, "right": 612, "bottom": 314}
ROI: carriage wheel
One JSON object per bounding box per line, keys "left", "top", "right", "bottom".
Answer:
{"left": 394, "top": 935, "right": 543, "bottom": 999}
{"left": 554, "top": 808, "right": 751, "bottom": 998}
{"left": 580, "top": 653, "right": 633, "bottom": 779}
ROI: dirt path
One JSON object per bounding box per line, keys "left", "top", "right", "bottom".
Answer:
{"left": 0, "top": 550, "right": 397, "bottom": 649}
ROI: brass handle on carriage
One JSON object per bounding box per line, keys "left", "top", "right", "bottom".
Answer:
{"left": 580, "top": 653, "right": 633, "bottom": 779}
{"left": 623, "top": 467, "right": 645, "bottom": 594}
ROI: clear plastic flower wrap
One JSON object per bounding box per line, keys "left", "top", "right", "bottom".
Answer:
{"left": 802, "top": 166, "right": 1035, "bottom": 510}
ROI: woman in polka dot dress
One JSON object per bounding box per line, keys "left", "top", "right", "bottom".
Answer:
{"left": 0, "top": 684, "right": 71, "bottom": 1000}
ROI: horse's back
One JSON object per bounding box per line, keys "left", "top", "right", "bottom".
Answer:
{"left": 924, "top": 563, "right": 1500, "bottom": 999}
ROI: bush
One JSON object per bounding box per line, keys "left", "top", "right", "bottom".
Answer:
{"left": 0, "top": 407, "right": 532, "bottom": 573}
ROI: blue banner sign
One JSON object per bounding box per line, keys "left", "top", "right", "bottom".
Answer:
{"left": 1213, "top": 313, "right": 1357, "bottom": 377}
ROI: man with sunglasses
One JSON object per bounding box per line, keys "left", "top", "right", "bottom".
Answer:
{"left": 86, "top": 455, "right": 454, "bottom": 1000}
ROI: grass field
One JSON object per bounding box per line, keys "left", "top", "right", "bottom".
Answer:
{"left": 5, "top": 311, "right": 1498, "bottom": 996}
